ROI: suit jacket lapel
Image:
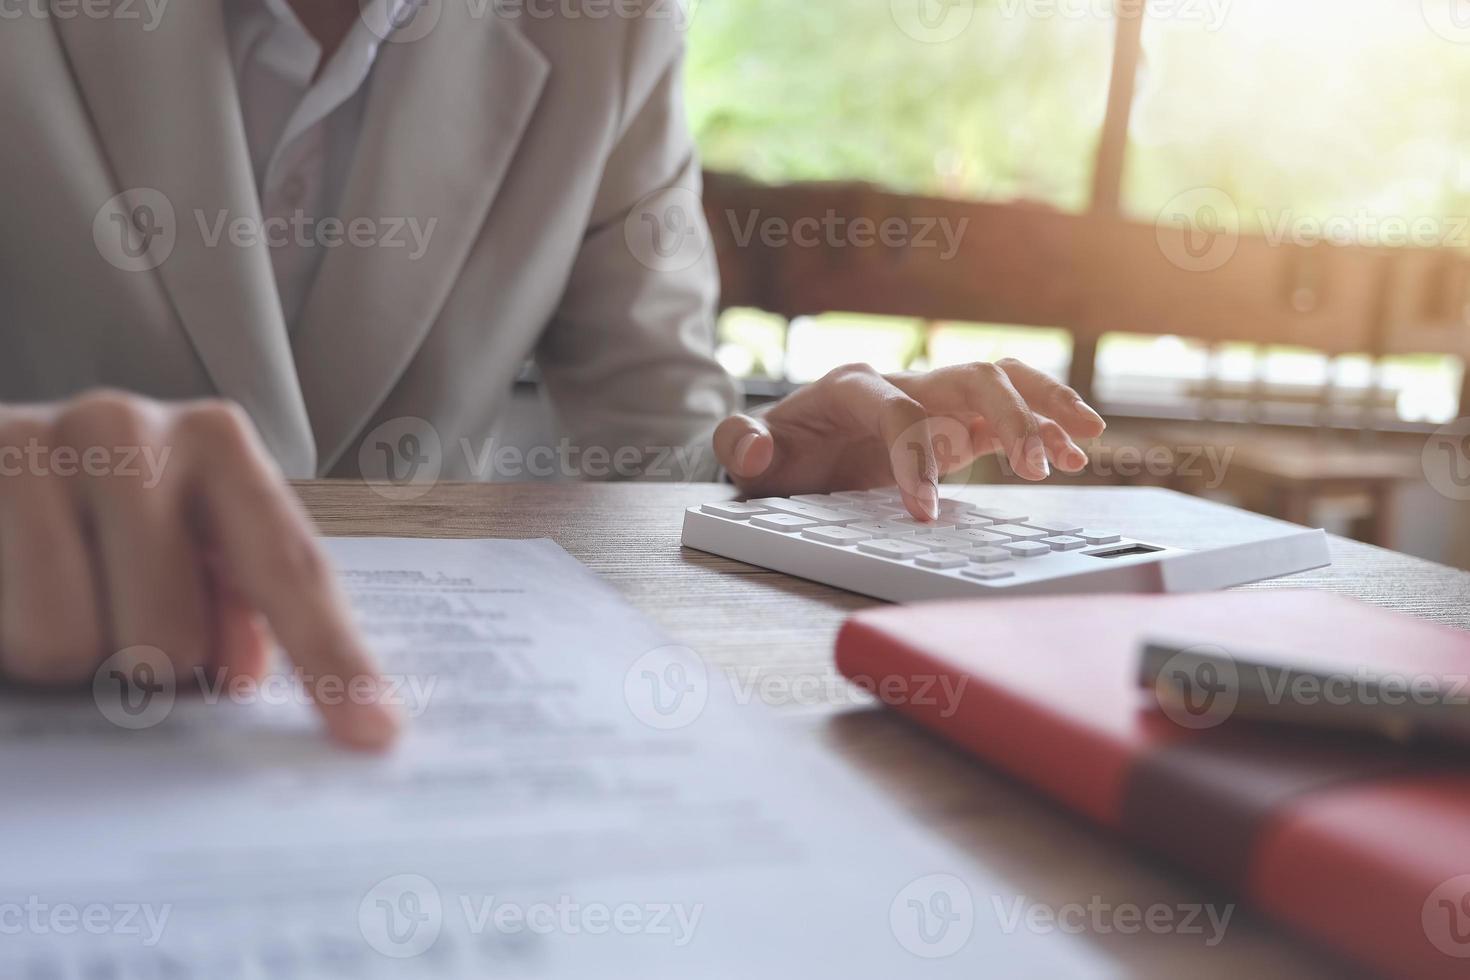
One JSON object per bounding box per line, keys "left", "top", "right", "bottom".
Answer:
{"left": 291, "top": 10, "right": 551, "bottom": 473}
{"left": 50, "top": 0, "right": 316, "bottom": 475}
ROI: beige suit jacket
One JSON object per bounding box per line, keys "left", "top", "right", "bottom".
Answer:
{"left": 0, "top": 1, "right": 735, "bottom": 480}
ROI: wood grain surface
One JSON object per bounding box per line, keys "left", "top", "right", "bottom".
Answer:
{"left": 299, "top": 480, "right": 1470, "bottom": 978}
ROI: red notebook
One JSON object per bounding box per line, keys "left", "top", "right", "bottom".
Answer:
{"left": 835, "top": 590, "right": 1470, "bottom": 979}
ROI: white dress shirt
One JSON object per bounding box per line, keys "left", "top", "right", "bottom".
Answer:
{"left": 224, "top": 0, "right": 404, "bottom": 329}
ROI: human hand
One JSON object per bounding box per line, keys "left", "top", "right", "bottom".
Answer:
{"left": 712, "top": 360, "right": 1105, "bottom": 521}
{"left": 0, "top": 391, "right": 400, "bottom": 749}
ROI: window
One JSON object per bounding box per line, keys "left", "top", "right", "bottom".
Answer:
{"left": 688, "top": 0, "right": 1467, "bottom": 424}
{"left": 686, "top": 0, "right": 1115, "bottom": 208}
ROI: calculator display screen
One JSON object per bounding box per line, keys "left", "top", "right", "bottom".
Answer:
{"left": 1086, "top": 544, "right": 1164, "bottom": 560}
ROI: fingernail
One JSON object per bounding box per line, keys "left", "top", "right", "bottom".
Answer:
{"left": 916, "top": 481, "right": 940, "bottom": 521}
{"left": 733, "top": 432, "right": 759, "bottom": 472}
{"left": 1075, "top": 397, "right": 1106, "bottom": 429}
{"left": 1025, "top": 436, "right": 1050, "bottom": 479}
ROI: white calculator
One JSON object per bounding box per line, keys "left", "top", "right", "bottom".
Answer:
{"left": 680, "top": 488, "right": 1330, "bottom": 602}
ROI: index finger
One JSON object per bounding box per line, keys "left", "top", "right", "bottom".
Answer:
{"left": 178, "top": 405, "right": 402, "bottom": 750}
{"left": 834, "top": 368, "right": 944, "bottom": 521}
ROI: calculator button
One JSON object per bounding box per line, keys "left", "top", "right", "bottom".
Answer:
{"left": 791, "top": 493, "right": 847, "bottom": 506}
{"left": 908, "top": 532, "right": 974, "bottom": 551}
{"left": 1028, "top": 519, "right": 1084, "bottom": 535}
{"left": 1041, "top": 535, "right": 1088, "bottom": 551}
{"left": 798, "top": 506, "right": 866, "bottom": 524}
{"left": 916, "top": 552, "right": 970, "bottom": 569}
{"left": 802, "top": 526, "right": 871, "bottom": 546}
{"left": 750, "top": 499, "right": 864, "bottom": 524}
{"left": 846, "top": 502, "right": 905, "bottom": 519}
{"left": 963, "top": 567, "right": 1016, "bottom": 581}
{"left": 885, "top": 517, "right": 957, "bottom": 533}
{"left": 988, "top": 524, "right": 1051, "bottom": 541}
{"left": 752, "top": 514, "right": 819, "bottom": 532}
{"left": 971, "top": 507, "right": 1027, "bottom": 523}
{"left": 952, "top": 528, "right": 1010, "bottom": 546}
{"left": 858, "top": 538, "right": 930, "bottom": 560}
{"left": 701, "top": 501, "right": 769, "bottom": 519}
{"left": 964, "top": 547, "right": 1012, "bottom": 564}
{"left": 849, "top": 521, "right": 918, "bottom": 538}
{"left": 1079, "top": 529, "right": 1122, "bottom": 545}
{"left": 1004, "top": 540, "right": 1052, "bottom": 558}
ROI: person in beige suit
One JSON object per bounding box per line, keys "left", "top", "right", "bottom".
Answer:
{"left": 0, "top": 0, "right": 1106, "bottom": 748}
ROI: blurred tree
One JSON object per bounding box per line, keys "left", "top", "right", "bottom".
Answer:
{"left": 685, "top": 0, "right": 1114, "bottom": 211}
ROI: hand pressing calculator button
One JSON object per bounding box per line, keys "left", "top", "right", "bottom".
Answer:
{"left": 681, "top": 490, "right": 1331, "bottom": 602}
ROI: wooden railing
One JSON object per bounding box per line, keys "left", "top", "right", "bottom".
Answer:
{"left": 701, "top": 170, "right": 1470, "bottom": 412}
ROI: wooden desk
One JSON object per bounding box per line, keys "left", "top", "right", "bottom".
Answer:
{"left": 300, "top": 480, "right": 1470, "bottom": 979}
